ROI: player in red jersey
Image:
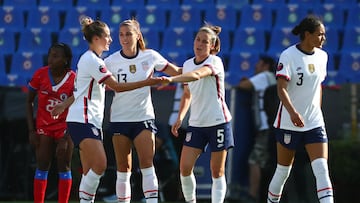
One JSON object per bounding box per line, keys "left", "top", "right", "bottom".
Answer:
{"left": 26, "top": 43, "right": 75, "bottom": 203}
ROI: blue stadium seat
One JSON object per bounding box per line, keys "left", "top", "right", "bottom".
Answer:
{"left": 58, "top": 28, "right": 88, "bottom": 55}
{"left": 322, "top": 27, "right": 340, "bottom": 54}
{"left": 99, "top": 6, "right": 132, "bottom": 31}
{"left": 345, "top": 5, "right": 360, "bottom": 29}
{"left": 273, "top": 4, "right": 309, "bottom": 29}
{"left": 311, "top": 4, "right": 345, "bottom": 30}
{"left": 70, "top": 53, "right": 81, "bottom": 71}
{"left": 226, "top": 52, "right": 259, "bottom": 86}
{"left": 341, "top": 27, "right": 360, "bottom": 54}
{"left": 216, "top": 0, "right": 249, "bottom": 9}
{"left": 26, "top": 7, "right": 61, "bottom": 31}
{"left": 239, "top": 4, "right": 273, "bottom": 31}
{"left": 111, "top": 0, "right": 146, "bottom": 9}
{"left": 251, "top": 0, "right": 286, "bottom": 9}
{"left": 337, "top": 52, "right": 360, "bottom": 83}
{"left": 161, "top": 27, "right": 194, "bottom": 55}
{"left": 62, "top": 7, "right": 98, "bottom": 30}
{"left": 203, "top": 5, "right": 238, "bottom": 30}
{"left": 38, "top": 0, "right": 74, "bottom": 11}
{"left": 135, "top": 5, "right": 167, "bottom": 30}
{"left": 3, "top": 0, "right": 37, "bottom": 9}
{"left": 76, "top": 0, "right": 111, "bottom": 9}
{"left": 168, "top": 5, "right": 202, "bottom": 29}
{"left": 0, "top": 29, "right": 16, "bottom": 54}
{"left": 0, "top": 73, "right": 28, "bottom": 87}
{"left": 0, "top": 6, "right": 25, "bottom": 31}
{"left": 146, "top": 0, "right": 180, "bottom": 9}
{"left": 161, "top": 52, "right": 189, "bottom": 67}
{"left": 0, "top": 54, "right": 5, "bottom": 74}
{"left": 141, "top": 27, "right": 161, "bottom": 50}
{"left": 182, "top": 0, "right": 216, "bottom": 8}
{"left": 267, "top": 27, "right": 298, "bottom": 57}
{"left": 231, "top": 27, "right": 266, "bottom": 54}
{"left": 17, "top": 29, "right": 53, "bottom": 54}
{"left": 323, "top": 0, "right": 358, "bottom": 9}
{"left": 323, "top": 70, "right": 346, "bottom": 86}
{"left": 218, "top": 28, "right": 232, "bottom": 54}
{"left": 9, "top": 52, "right": 44, "bottom": 83}
{"left": 287, "top": 0, "right": 321, "bottom": 8}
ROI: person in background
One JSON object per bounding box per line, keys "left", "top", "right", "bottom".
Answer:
{"left": 237, "top": 55, "right": 276, "bottom": 203}
{"left": 267, "top": 15, "right": 334, "bottom": 203}
{"left": 162, "top": 24, "right": 234, "bottom": 203}
{"left": 26, "top": 42, "right": 75, "bottom": 203}
{"left": 104, "top": 18, "right": 181, "bottom": 203}
{"left": 52, "top": 16, "right": 163, "bottom": 203}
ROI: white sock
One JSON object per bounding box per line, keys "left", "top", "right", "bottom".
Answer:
{"left": 267, "top": 164, "right": 292, "bottom": 203}
{"left": 79, "top": 169, "right": 102, "bottom": 203}
{"left": 311, "top": 158, "right": 334, "bottom": 203}
{"left": 211, "top": 176, "right": 226, "bottom": 203}
{"left": 116, "top": 171, "right": 131, "bottom": 203}
{"left": 180, "top": 173, "right": 196, "bottom": 203}
{"left": 141, "top": 166, "right": 158, "bottom": 203}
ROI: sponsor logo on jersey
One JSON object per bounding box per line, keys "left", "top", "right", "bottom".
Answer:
{"left": 99, "top": 65, "right": 107, "bottom": 73}
{"left": 284, "top": 133, "right": 291, "bottom": 144}
{"left": 308, "top": 64, "right": 315, "bottom": 73}
{"left": 129, "top": 64, "right": 136, "bottom": 73}
{"left": 277, "top": 63, "right": 283, "bottom": 71}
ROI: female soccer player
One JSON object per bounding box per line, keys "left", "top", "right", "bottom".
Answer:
{"left": 26, "top": 42, "right": 75, "bottom": 203}
{"left": 162, "top": 24, "right": 234, "bottom": 203}
{"left": 267, "top": 15, "right": 334, "bottom": 203}
{"left": 104, "top": 18, "right": 181, "bottom": 203}
{"left": 55, "top": 16, "right": 162, "bottom": 203}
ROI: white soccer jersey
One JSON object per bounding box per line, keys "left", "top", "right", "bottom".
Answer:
{"left": 66, "top": 50, "right": 112, "bottom": 129}
{"left": 250, "top": 71, "right": 276, "bottom": 131}
{"left": 183, "top": 55, "right": 232, "bottom": 127}
{"left": 104, "top": 49, "right": 168, "bottom": 122}
{"left": 273, "top": 45, "right": 327, "bottom": 131}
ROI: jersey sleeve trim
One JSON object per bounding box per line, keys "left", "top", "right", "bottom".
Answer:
{"left": 98, "top": 74, "right": 112, "bottom": 84}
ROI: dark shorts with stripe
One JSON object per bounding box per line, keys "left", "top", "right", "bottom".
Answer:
{"left": 184, "top": 122, "right": 234, "bottom": 152}
{"left": 109, "top": 119, "right": 158, "bottom": 140}
{"left": 275, "top": 126, "right": 328, "bottom": 150}
{"left": 66, "top": 122, "right": 103, "bottom": 147}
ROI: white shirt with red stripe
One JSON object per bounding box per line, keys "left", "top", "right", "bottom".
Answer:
{"left": 184, "top": 55, "right": 232, "bottom": 127}
{"left": 104, "top": 49, "right": 168, "bottom": 122}
{"left": 66, "top": 50, "right": 112, "bottom": 129}
{"left": 273, "top": 45, "right": 327, "bottom": 131}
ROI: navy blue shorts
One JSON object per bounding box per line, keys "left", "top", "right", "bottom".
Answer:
{"left": 66, "top": 122, "right": 103, "bottom": 147}
{"left": 275, "top": 126, "right": 328, "bottom": 150}
{"left": 109, "top": 119, "right": 158, "bottom": 140}
{"left": 184, "top": 122, "right": 234, "bottom": 152}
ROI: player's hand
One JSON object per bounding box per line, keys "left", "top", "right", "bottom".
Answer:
{"left": 171, "top": 119, "right": 183, "bottom": 137}
{"left": 156, "top": 76, "right": 173, "bottom": 90}
{"left": 51, "top": 103, "right": 65, "bottom": 118}
{"left": 290, "top": 111, "right": 304, "bottom": 127}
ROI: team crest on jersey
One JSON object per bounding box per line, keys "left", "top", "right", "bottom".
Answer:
{"left": 284, "top": 133, "right": 291, "bottom": 144}
{"left": 277, "top": 63, "right": 283, "bottom": 71}
{"left": 308, "top": 64, "right": 315, "bottom": 73}
{"left": 185, "top": 132, "right": 192, "bottom": 142}
{"left": 99, "top": 65, "right": 107, "bottom": 73}
{"left": 142, "top": 61, "right": 150, "bottom": 71}
{"left": 129, "top": 64, "right": 136, "bottom": 73}
{"left": 59, "top": 93, "right": 68, "bottom": 101}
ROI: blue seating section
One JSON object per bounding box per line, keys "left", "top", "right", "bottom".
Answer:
{"left": 0, "top": 0, "right": 359, "bottom": 86}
